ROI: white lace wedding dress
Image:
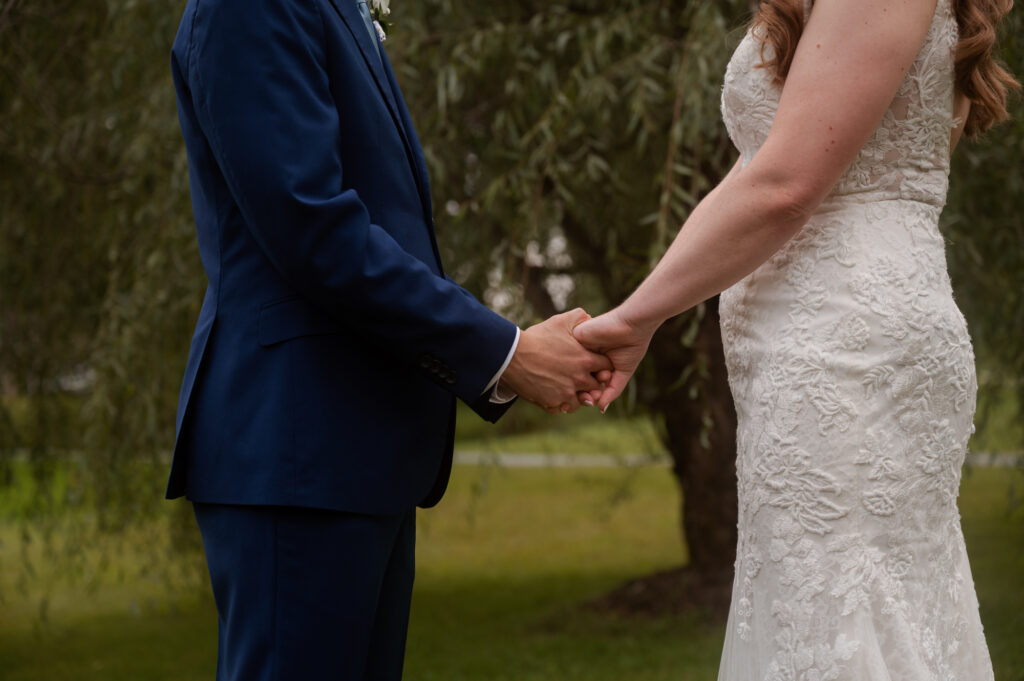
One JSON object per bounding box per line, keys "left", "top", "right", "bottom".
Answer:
{"left": 716, "top": 0, "right": 995, "bottom": 678}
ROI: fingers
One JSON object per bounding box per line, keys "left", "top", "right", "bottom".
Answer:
{"left": 585, "top": 351, "right": 613, "bottom": 374}
{"left": 513, "top": 308, "right": 619, "bottom": 413}
{"left": 565, "top": 312, "right": 610, "bottom": 370}
{"left": 572, "top": 318, "right": 595, "bottom": 345}
{"left": 573, "top": 315, "right": 612, "bottom": 350}
{"left": 573, "top": 320, "right": 604, "bottom": 353}
{"left": 546, "top": 401, "right": 577, "bottom": 414}
{"left": 596, "top": 369, "right": 632, "bottom": 413}
{"left": 578, "top": 388, "right": 606, "bottom": 408}
{"left": 522, "top": 375, "right": 597, "bottom": 414}
{"left": 533, "top": 394, "right": 588, "bottom": 414}
{"left": 562, "top": 307, "right": 591, "bottom": 328}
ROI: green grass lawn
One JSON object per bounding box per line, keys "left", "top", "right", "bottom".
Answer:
{"left": 1, "top": 465, "right": 1022, "bottom": 681}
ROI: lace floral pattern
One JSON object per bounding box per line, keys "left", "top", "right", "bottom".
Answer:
{"left": 716, "top": 0, "right": 994, "bottom": 679}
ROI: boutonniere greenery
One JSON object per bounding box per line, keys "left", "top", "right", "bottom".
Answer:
{"left": 369, "top": 0, "right": 391, "bottom": 42}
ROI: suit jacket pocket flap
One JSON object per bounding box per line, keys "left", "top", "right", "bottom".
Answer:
{"left": 258, "top": 297, "right": 344, "bottom": 347}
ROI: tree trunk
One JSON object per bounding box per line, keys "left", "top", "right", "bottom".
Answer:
{"left": 649, "top": 297, "right": 738, "bottom": 587}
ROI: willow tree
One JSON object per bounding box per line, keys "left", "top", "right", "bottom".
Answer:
{"left": 0, "top": 0, "right": 204, "bottom": 592}
{"left": 390, "top": 0, "right": 750, "bottom": 603}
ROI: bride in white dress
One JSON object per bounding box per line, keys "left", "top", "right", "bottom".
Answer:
{"left": 574, "top": 0, "right": 1018, "bottom": 678}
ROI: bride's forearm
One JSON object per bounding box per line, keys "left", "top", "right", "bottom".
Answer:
{"left": 611, "top": 0, "right": 940, "bottom": 338}
{"left": 616, "top": 160, "right": 815, "bottom": 333}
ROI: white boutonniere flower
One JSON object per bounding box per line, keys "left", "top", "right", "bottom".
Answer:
{"left": 369, "top": 0, "right": 391, "bottom": 42}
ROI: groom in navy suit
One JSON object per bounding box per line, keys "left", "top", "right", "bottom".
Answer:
{"left": 168, "top": 0, "right": 611, "bottom": 679}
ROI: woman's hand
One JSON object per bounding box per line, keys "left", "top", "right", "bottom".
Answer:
{"left": 499, "top": 308, "right": 615, "bottom": 414}
{"left": 572, "top": 310, "right": 655, "bottom": 413}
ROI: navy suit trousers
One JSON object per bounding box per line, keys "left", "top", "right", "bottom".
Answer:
{"left": 194, "top": 504, "right": 416, "bottom": 681}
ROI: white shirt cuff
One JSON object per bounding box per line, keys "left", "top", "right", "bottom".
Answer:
{"left": 485, "top": 327, "right": 520, "bottom": 404}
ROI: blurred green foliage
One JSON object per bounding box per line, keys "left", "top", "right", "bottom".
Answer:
{"left": 390, "top": 1, "right": 744, "bottom": 319}
{"left": 944, "top": 13, "right": 1024, "bottom": 433}
{"left": 0, "top": 1, "right": 200, "bottom": 525}
{"left": 0, "top": 0, "right": 204, "bottom": 595}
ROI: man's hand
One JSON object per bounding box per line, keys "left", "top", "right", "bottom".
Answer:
{"left": 499, "top": 309, "right": 613, "bottom": 414}
{"left": 572, "top": 309, "right": 655, "bottom": 413}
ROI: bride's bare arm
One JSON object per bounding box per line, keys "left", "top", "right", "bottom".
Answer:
{"left": 576, "top": 0, "right": 940, "bottom": 410}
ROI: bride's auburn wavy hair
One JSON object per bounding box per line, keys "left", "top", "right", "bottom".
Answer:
{"left": 751, "top": 0, "right": 1020, "bottom": 138}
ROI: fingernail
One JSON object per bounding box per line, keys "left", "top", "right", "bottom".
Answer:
{"left": 601, "top": 405, "right": 608, "bottom": 414}
{"left": 582, "top": 398, "right": 594, "bottom": 407}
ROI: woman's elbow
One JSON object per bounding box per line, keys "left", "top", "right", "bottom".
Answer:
{"left": 748, "top": 174, "right": 829, "bottom": 240}
{"left": 772, "top": 180, "right": 824, "bottom": 220}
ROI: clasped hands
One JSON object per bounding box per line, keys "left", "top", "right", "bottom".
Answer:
{"left": 498, "top": 308, "right": 655, "bottom": 414}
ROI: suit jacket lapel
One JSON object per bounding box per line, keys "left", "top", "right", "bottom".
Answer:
{"left": 380, "top": 49, "right": 434, "bottom": 221}
{"left": 326, "top": 0, "right": 443, "bottom": 270}
{"left": 325, "top": 0, "right": 437, "bottom": 248}
{"left": 379, "top": 48, "right": 444, "bottom": 270}
{"left": 326, "top": 0, "right": 410, "bottom": 149}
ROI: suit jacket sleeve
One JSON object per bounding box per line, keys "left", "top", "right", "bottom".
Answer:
{"left": 180, "top": 0, "right": 517, "bottom": 406}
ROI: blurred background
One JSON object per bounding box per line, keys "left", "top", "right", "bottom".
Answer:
{"left": 1, "top": 1, "right": 1022, "bottom": 679}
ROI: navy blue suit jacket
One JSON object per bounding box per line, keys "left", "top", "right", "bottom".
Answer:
{"left": 168, "top": 0, "right": 518, "bottom": 514}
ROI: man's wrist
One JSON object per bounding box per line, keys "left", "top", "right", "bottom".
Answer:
{"left": 491, "top": 380, "right": 518, "bottom": 403}
{"left": 486, "top": 327, "right": 521, "bottom": 404}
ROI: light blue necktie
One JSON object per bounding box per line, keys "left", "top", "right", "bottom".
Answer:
{"left": 355, "top": 1, "right": 383, "bottom": 66}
